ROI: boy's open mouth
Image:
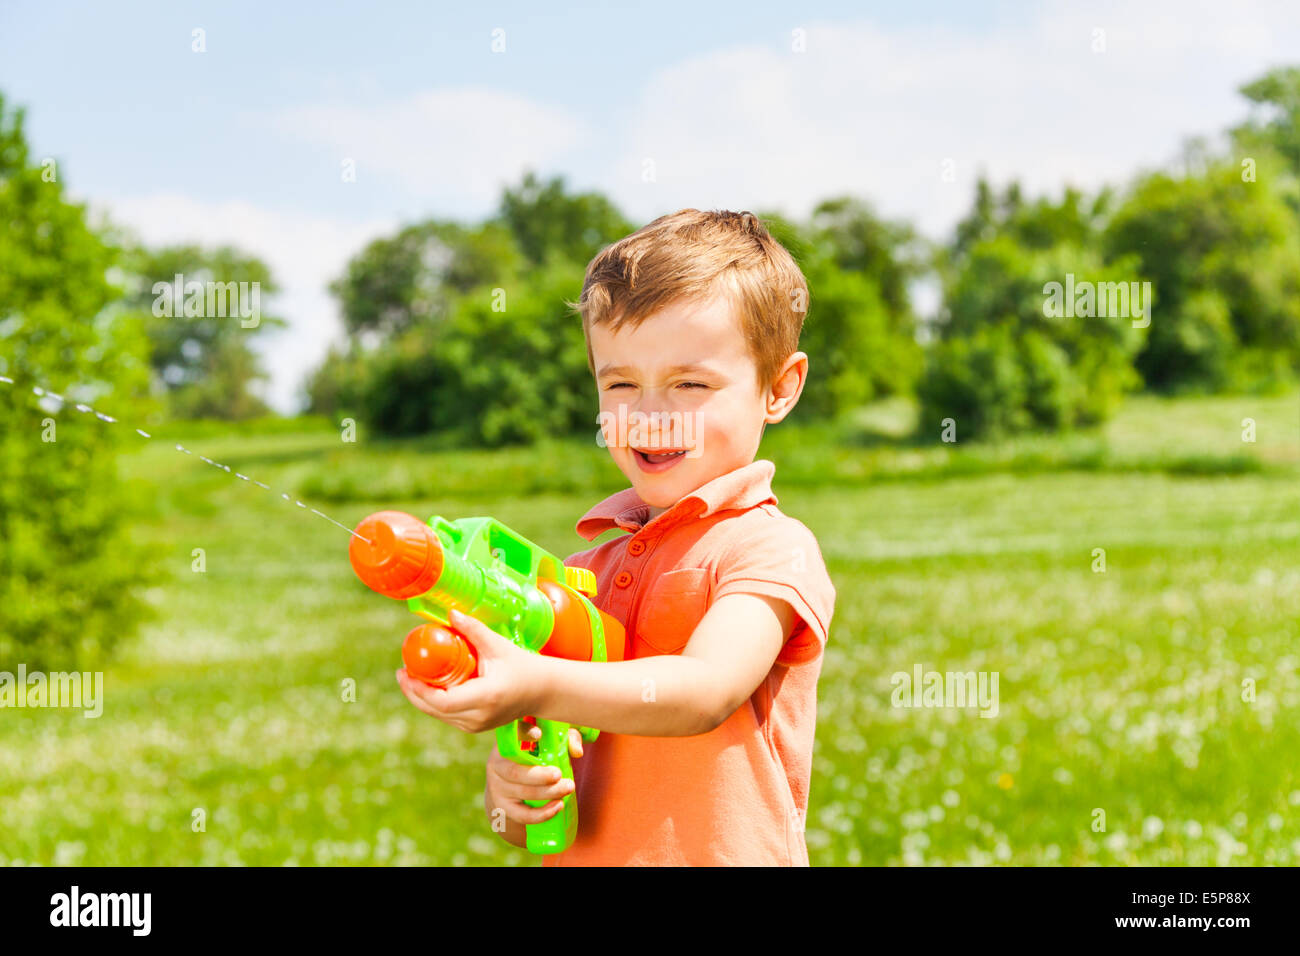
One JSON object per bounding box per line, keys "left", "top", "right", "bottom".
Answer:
{"left": 633, "top": 448, "right": 688, "bottom": 473}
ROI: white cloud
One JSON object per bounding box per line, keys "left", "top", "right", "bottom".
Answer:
{"left": 269, "top": 87, "right": 592, "bottom": 209}
{"left": 599, "top": 0, "right": 1300, "bottom": 238}
{"left": 86, "top": 194, "right": 394, "bottom": 413}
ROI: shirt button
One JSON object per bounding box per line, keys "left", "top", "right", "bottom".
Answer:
{"left": 614, "top": 570, "right": 634, "bottom": 588}
{"left": 628, "top": 540, "right": 646, "bottom": 556}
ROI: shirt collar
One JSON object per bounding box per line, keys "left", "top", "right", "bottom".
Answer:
{"left": 575, "top": 459, "right": 778, "bottom": 540}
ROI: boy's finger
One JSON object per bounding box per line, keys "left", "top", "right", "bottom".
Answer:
{"left": 489, "top": 793, "right": 566, "bottom": 824}
{"left": 502, "top": 798, "right": 565, "bottom": 825}
{"left": 495, "top": 776, "right": 574, "bottom": 804}
{"left": 487, "top": 797, "right": 558, "bottom": 826}
{"left": 568, "top": 728, "right": 584, "bottom": 758}
{"left": 492, "top": 758, "right": 565, "bottom": 787}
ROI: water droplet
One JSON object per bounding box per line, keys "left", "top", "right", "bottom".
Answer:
{"left": 12, "top": 378, "right": 364, "bottom": 545}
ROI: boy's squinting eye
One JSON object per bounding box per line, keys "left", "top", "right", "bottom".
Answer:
{"left": 601, "top": 380, "right": 710, "bottom": 391}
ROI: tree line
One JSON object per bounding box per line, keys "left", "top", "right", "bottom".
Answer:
{"left": 305, "top": 66, "right": 1300, "bottom": 443}
{"left": 10, "top": 69, "right": 1295, "bottom": 447}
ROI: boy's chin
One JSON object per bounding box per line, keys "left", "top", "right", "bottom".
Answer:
{"left": 628, "top": 467, "right": 718, "bottom": 513}
{"left": 626, "top": 474, "right": 682, "bottom": 508}
{"left": 618, "top": 462, "right": 686, "bottom": 506}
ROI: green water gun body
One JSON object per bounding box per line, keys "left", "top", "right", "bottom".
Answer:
{"left": 349, "top": 510, "right": 625, "bottom": 854}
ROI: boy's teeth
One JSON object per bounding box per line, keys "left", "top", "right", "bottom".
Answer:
{"left": 644, "top": 450, "right": 685, "bottom": 463}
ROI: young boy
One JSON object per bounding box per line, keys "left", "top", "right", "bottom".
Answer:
{"left": 396, "top": 209, "right": 836, "bottom": 865}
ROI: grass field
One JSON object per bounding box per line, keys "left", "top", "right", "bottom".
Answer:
{"left": 1, "top": 391, "right": 1298, "bottom": 865}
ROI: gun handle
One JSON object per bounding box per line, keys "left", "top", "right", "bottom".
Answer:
{"left": 496, "top": 719, "right": 579, "bottom": 854}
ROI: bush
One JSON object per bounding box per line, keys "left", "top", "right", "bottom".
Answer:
{"left": 354, "top": 324, "right": 459, "bottom": 438}
{"left": 1019, "top": 331, "right": 1075, "bottom": 429}
{"left": 797, "top": 253, "right": 923, "bottom": 419}
{"left": 917, "top": 326, "right": 1029, "bottom": 439}
{"left": 918, "top": 238, "right": 1145, "bottom": 441}
{"left": 439, "top": 257, "right": 594, "bottom": 445}
{"left": 0, "top": 93, "right": 157, "bottom": 669}
{"left": 312, "top": 257, "right": 596, "bottom": 446}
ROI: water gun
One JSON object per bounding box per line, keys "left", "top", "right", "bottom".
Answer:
{"left": 347, "top": 510, "right": 625, "bottom": 854}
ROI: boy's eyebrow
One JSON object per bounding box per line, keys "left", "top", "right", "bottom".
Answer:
{"left": 596, "top": 363, "right": 718, "bottom": 378}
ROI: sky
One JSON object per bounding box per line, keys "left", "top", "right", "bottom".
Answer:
{"left": 2, "top": 0, "right": 1298, "bottom": 412}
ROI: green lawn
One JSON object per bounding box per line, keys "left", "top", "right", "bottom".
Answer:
{"left": 1, "top": 391, "right": 1297, "bottom": 865}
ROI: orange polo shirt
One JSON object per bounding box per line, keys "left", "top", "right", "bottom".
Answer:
{"left": 543, "top": 458, "right": 836, "bottom": 866}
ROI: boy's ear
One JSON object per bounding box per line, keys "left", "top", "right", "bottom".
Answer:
{"left": 764, "top": 351, "right": 808, "bottom": 424}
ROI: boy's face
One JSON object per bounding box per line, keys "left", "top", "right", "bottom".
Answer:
{"left": 590, "top": 292, "right": 805, "bottom": 517}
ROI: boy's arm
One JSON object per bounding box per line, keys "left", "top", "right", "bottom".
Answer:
{"left": 533, "top": 591, "right": 795, "bottom": 737}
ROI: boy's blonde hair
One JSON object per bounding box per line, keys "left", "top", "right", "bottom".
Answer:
{"left": 568, "top": 209, "right": 809, "bottom": 390}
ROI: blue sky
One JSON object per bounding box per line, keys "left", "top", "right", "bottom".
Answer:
{"left": 3, "top": 0, "right": 1298, "bottom": 410}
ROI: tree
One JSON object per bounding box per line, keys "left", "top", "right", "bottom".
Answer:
{"left": 919, "top": 237, "right": 1145, "bottom": 439}
{"left": 761, "top": 206, "right": 923, "bottom": 418}
{"left": 334, "top": 257, "right": 593, "bottom": 445}
{"left": 118, "top": 243, "right": 286, "bottom": 419}
{"left": 1103, "top": 162, "right": 1300, "bottom": 392}
{"left": 920, "top": 180, "right": 1146, "bottom": 439}
{"left": 309, "top": 218, "right": 528, "bottom": 426}
{"left": 494, "top": 170, "right": 633, "bottom": 268}
{"left": 807, "top": 195, "right": 926, "bottom": 320}
{"left": 797, "top": 248, "right": 921, "bottom": 416}
{"left": 328, "top": 219, "right": 522, "bottom": 344}
{"left": 311, "top": 173, "right": 632, "bottom": 439}
{"left": 1232, "top": 66, "right": 1300, "bottom": 175}
{"left": 943, "top": 176, "right": 1112, "bottom": 268}
{"left": 440, "top": 257, "right": 594, "bottom": 445}
{"left": 0, "top": 92, "right": 156, "bottom": 668}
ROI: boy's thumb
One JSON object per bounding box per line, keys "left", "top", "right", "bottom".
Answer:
{"left": 448, "top": 609, "right": 506, "bottom": 650}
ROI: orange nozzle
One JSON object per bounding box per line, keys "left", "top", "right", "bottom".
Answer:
{"left": 402, "top": 623, "right": 478, "bottom": 688}
{"left": 349, "top": 511, "right": 444, "bottom": 599}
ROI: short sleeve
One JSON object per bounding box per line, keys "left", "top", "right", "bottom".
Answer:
{"left": 712, "top": 513, "right": 836, "bottom": 666}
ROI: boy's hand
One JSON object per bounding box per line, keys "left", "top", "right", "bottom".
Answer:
{"left": 395, "top": 608, "right": 546, "bottom": 734}
{"left": 485, "top": 726, "right": 585, "bottom": 829}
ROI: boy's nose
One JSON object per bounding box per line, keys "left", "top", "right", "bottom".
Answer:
{"left": 634, "top": 409, "right": 683, "bottom": 448}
